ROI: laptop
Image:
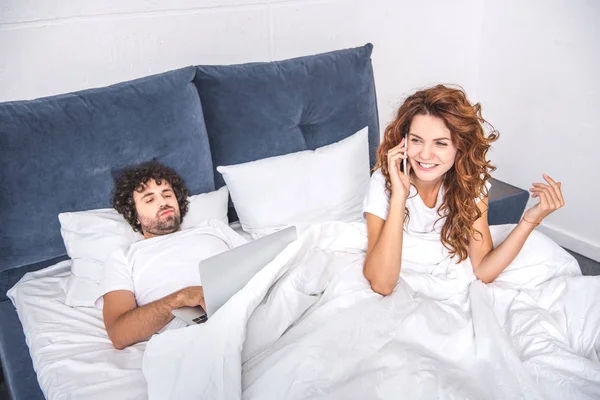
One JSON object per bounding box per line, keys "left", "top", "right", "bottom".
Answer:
{"left": 171, "top": 225, "right": 298, "bottom": 325}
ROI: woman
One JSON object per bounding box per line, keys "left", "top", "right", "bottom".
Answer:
{"left": 363, "top": 84, "right": 565, "bottom": 295}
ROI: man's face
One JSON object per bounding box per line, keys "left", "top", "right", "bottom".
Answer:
{"left": 133, "top": 179, "right": 181, "bottom": 238}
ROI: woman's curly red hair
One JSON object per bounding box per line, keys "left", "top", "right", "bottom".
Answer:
{"left": 375, "top": 84, "right": 498, "bottom": 262}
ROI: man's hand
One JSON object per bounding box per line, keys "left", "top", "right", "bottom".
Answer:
{"left": 175, "top": 286, "right": 207, "bottom": 310}
{"left": 103, "top": 285, "right": 206, "bottom": 349}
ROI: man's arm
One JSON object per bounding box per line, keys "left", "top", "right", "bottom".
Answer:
{"left": 103, "top": 286, "right": 205, "bottom": 350}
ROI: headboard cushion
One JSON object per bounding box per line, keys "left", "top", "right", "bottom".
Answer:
{"left": 194, "top": 43, "right": 380, "bottom": 191}
{"left": 0, "top": 67, "right": 213, "bottom": 273}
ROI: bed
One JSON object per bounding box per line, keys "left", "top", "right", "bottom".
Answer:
{"left": 0, "top": 44, "right": 532, "bottom": 399}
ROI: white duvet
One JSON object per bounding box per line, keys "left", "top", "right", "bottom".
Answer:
{"left": 143, "top": 222, "right": 600, "bottom": 400}
{"left": 7, "top": 261, "right": 147, "bottom": 400}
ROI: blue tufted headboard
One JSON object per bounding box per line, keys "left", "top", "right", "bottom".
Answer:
{"left": 0, "top": 44, "right": 379, "bottom": 298}
{"left": 0, "top": 68, "right": 215, "bottom": 297}
{"left": 194, "top": 43, "right": 380, "bottom": 190}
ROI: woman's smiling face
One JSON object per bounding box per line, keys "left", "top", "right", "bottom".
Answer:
{"left": 407, "top": 114, "right": 458, "bottom": 183}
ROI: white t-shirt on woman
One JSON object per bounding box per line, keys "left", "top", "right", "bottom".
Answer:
{"left": 362, "top": 169, "right": 491, "bottom": 234}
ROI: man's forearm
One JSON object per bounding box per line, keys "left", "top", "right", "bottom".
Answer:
{"left": 109, "top": 291, "right": 182, "bottom": 349}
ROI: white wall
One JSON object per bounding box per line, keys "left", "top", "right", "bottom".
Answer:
{"left": 0, "top": 0, "right": 483, "bottom": 130}
{"left": 476, "top": 0, "right": 600, "bottom": 261}
{"left": 1, "top": 0, "right": 597, "bottom": 260}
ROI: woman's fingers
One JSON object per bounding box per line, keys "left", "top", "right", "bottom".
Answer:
{"left": 540, "top": 176, "right": 561, "bottom": 206}
{"left": 387, "top": 153, "right": 402, "bottom": 176}
{"left": 530, "top": 186, "right": 555, "bottom": 210}
{"left": 533, "top": 175, "right": 565, "bottom": 209}
{"left": 536, "top": 174, "right": 564, "bottom": 202}
{"left": 538, "top": 188, "right": 553, "bottom": 211}
{"left": 388, "top": 150, "right": 407, "bottom": 159}
{"left": 525, "top": 174, "right": 566, "bottom": 224}
{"left": 543, "top": 174, "right": 565, "bottom": 207}
{"left": 387, "top": 140, "right": 408, "bottom": 155}
{"left": 532, "top": 184, "right": 559, "bottom": 208}
{"left": 387, "top": 153, "right": 407, "bottom": 172}
{"left": 557, "top": 182, "right": 565, "bottom": 206}
{"left": 393, "top": 141, "right": 406, "bottom": 150}
{"left": 387, "top": 146, "right": 407, "bottom": 158}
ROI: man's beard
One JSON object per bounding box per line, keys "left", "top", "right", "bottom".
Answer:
{"left": 139, "top": 209, "right": 181, "bottom": 236}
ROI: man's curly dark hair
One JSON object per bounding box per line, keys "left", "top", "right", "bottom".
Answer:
{"left": 112, "top": 161, "right": 189, "bottom": 232}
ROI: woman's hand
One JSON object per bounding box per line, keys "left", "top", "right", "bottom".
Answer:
{"left": 386, "top": 137, "right": 411, "bottom": 201}
{"left": 522, "top": 174, "right": 565, "bottom": 224}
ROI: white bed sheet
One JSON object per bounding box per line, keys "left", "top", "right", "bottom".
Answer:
{"left": 7, "top": 261, "right": 147, "bottom": 400}
{"left": 6, "top": 221, "right": 254, "bottom": 400}
{"left": 229, "top": 220, "right": 253, "bottom": 241}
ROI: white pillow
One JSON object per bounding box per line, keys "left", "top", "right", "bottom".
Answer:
{"left": 59, "top": 209, "right": 143, "bottom": 282}
{"left": 60, "top": 186, "right": 230, "bottom": 307}
{"left": 182, "top": 185, "right": 230, "bottom": 229}
{"left": 217, "top": 127, "right": 370, "bottom": 239}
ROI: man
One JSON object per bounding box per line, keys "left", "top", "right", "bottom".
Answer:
{"left": 100, "top": 161, "right": 245, "bottom": 349}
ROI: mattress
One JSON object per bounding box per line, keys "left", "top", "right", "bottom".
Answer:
{"left": 0, "top": 300, "right": 44, "bottom": 400}
{"left": 2, "top": 221, "right": 254, "bottom": 400}
{"left": 7, "top": 261, "right": 147, "bottom": 400}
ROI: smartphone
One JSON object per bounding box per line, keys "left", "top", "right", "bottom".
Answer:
{"left": 403, "top": 134, "right": 408, "bottom": 174}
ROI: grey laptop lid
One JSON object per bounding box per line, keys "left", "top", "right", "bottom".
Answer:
{"left": 200, "top": 225, "right": 298, "bottom": 318}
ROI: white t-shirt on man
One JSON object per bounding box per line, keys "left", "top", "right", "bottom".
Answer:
{"left": 98, "top": 218, "right": 247, "bottom": 331}
{"left": 362, "top": 169, "right": 491, "bottom": 234}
